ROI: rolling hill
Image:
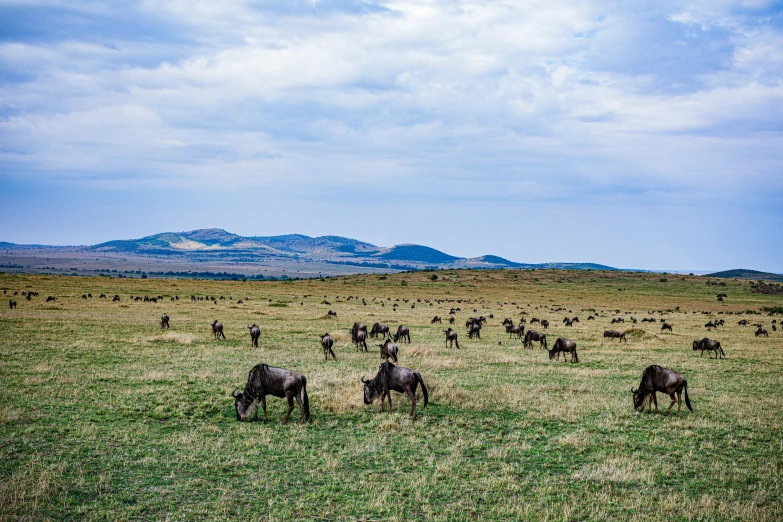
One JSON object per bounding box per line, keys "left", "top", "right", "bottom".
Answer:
{"left": 704, "top": 269, "right": 783, "bottom": 282}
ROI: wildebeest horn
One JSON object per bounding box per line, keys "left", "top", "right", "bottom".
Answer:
{"left": 630, "top": 387, "right": 637, "bottom": 393}
{"left": 231, "top": 389, "right": 240, "bottom": 398}
{"left": 361, "top": 376, "right": 369, "bottom": 383}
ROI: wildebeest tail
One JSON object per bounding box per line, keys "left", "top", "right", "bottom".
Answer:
{"left": 454, "top": 337, "right": 460, "bottom": 350}
{"left": 329, "top": 346, "right": 337, "bottom": 360}
{"left": 573, "top": 348, "right": 578, "bottom": 363}
{"left": 718, "top": 342, "right": 725, "bottom": 357}
{"left": 684, "top": 380, "right": 693, "bottom": 411}
{"left": 302, "top": 376, "right": 311, "bottom": 421}
{"left": 415, "top": 372, "right": 428, "bottom": 410}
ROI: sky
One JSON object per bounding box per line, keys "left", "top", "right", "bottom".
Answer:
{"left": 1, "top": 0, "right": 782, "bottom": 272}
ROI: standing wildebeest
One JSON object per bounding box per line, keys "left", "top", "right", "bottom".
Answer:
{"left": 705, "top": 321, "right": 717, "bottom": 330}
{"left": 361, "top": 362, "right": 428, "bottom": 418}
{"left": 9, "top": 299, "right": 17, "bottom": 309}
{"left": 444, "top": 328, "right": 460, "bottom": 349}
{"left": 394, "top": 325, "right": 411, "bottom": 343}
{"left": 506, "top": 323, "right": 524, "bottom": 339}
{"left": 46, "top": 296, "right": 56, "bottom": 302}
{"left": 541, "top": 319, "right": 550, "bottom": 329}
{"left": 449, "top": 316, "right": 455, "bottom": 324}
{"left": 113, "top": 295, "right": 120, "bottom": 302}
{"left": 693, "top": 338, "right": 725, "bottom": 358}
{"left": 631, "top": 365, "right": 692, "bottom": 415}
{"left": 319, "top": 333, "right": 336, "bottom": 360}
{"left": 351, "top": 329, "right": 369, "bottom": 352}
{"left": 232, "top": 364, "right": 310, "bottom": 423}
{"left": 211, "top": 320, "right": 226, "bottom": 340}
{"left": 603, "top": 330, "right": 627, "bottom": 342}
{"left": 523, "top": 330, "right": 547, "bottom": 349}
{"left": 502, "top": 318, "right": 514, "bottom": 327}
{"left": 468, "top": 322, "right": 481, "bottom": 339}
{"left": 248, "top": 324, "right": 260, "bottom": 347}
{"left": 431, "top": 316, "right": 442, "bottom": 324}
{"left": 549, "top": 337, "right": 578, "bottom": 363}
{"left": 738, "top": 319, "right": 748, "bottom": 326}
{"left": 370, "top": 323, "right": 391, "bottom": 339}
{"left": 377, "top": 339, "right": 399, "bottom": 363}
{"left": 160, "top": 313, "right": 170, "bottom": 329}
{"left": 351, "top": 322, "right": 367, "bottom": 337}
{"left": 661, "top": 323, "right": 673, "bottom": 332}
{"left": 755, "top": 327, "right": 769, "bottom": 337}
{"left": 327, "top": 310, "right": 337, "bottom": 318}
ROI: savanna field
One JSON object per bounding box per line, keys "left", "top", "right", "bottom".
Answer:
{"left": 1, "top": 270, "right": 782, "bottom": 521}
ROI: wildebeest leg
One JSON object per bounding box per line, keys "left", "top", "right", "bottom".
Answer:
{"left": 261, "top": 396, "right": 268, "bottom": 422}
{"left": 295, "top": 392, "right": 305, "bottom": 423}
{"left": 665, "top": 393, "right": 676, "bottom": 416}
{"left": 676, "top": 390, "right": 682, "bottom": 416}
{"left": 282, "top": 394, "right": 295, "bottom": 424}
{"left": 406, "top": 388, "right": 417, "bottom": 419}
{"left": 386, "top": 392, "right": 393, "bottom": 414}
{"left": 652, "top": 393, "right": 659, "bottom": 414}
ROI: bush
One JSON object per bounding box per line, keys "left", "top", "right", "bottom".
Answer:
{"left": 430, "top": 274, "right": 438, "bottom": 281}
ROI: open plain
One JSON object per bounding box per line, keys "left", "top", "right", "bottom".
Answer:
{"left": 1, "top": 270, "right": 782, "bottom": 521}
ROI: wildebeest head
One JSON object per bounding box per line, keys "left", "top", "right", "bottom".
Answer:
{"left": 361, "top": 376, "right": 379, "bottom": 405}
{"left": 232, "top": 389, "right": 259, "bottom": 421}
{"left": 630, "top": 387, "right": 647, "bottom": 412}
{"left": 692, "top": 340, "right": 699, "bottom": 351}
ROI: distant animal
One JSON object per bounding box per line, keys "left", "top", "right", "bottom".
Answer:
{"left": 738, "top": 319, "right": 748, "bottom": 326}
{"left": 468, "top": 322, "right": 481, "bottom": 339}
{"left": 351, "top": 322, "right": 367, "bottom": 336}
{"left": 351, "top": 329, "right": 368, "bottom": 352}
{"left": 431, "top": 316, "right": 442, "bottom": 324}
{"left": 603, "top": 330, "right": 627, "bottom": 342}
{"left": 160, "top": 313, "right": 170, "bottom": 329}
{"left": 523, "top": 330, "right": 547, "bottom": 349}
{"left": 9, "top": 299, "right": 16, "bottom": 309}
{"left": 319, "top": 333, "right": 336, "bottom": 360}
{"left": 541, "top": 319, "right": 550, "bottom": 329}
{"left": 362, "top": 362, "right": 428, "bottom": 418}
{"left": 394, "top": 325, "right": 411, "bottom": 343}
{"left": 587, "top": 315, "right": 595, "bottom": 320}
{"left": 631, "top": 365, "right": 692, "bottom": 415}
{"left": 661, "top": 323, "right": 673, "bottom": 332}
{"left": 449, "top": 316, "right": 455, "bottom": 324}
{"left": 99, "top": 294, "right": 106, "bottom": 299}
{"left": 46, "top": 296, "right": 56, "bottom": 302}
{"left": 506, "top": 323, "right": 524, "bottom": 339}
{"left": 211, "top": 320, "right": 226, "bottom": 340}
{"left": 693, "top": 338, "right": 725, "bottom": 358}
{"left": 530, "top": 318, "right": 540, "bottom": 324}
{"left": 705, "top": 321, "right": 717, "bottom": 330}
{"left": 549, "top": 337, "right": 578, "bottom": 363}
{"left": 611, "top": 318, "right": 624, "bottom": 324}
{"left": 444, "top": 328, "right": 460, "bottom": 349}
{"left": 378, "top": 339, "right": 399, "bottom": 363}
{"left": 502, "top": 318, "right": 514, "bottom": 327}
{"left": 563, "top": 319, "right": 572, "bottom": 327}
{"left": 232, "top": 364, "right": 310, "bottom": 423}
{"left": 248, "top": 324, "right": 260, "bottom": 347}
{"left": 113, "top": 295, "right": 120, "bottom": 302}
{"left": 755, "top": 327, "right": 769, "bottom": 337}
{"left": 82, "top": 294, "right": 87, "bottom": 299}
{"left": 370, "top": 323, "right": 391, "bottom": 339}
{"left": 327, "top": 310, "right": 336, "bottom": 318}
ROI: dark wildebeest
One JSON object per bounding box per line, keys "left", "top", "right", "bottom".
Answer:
{"left": 738, "top": 319, "right": 748, "bottom": 326}
{"left": 232, "top": 364, "right": 310, "bottom": 423}
{"left": 361, "top": 362, "right": 428, "bottom": 418}
{"left": 603, "top": 330, "right": 627, "bottom": 342}
{"left": 46, "top": 296, "right": 56, "bottom": 302}
{"left": 468, "top": 322, "right": 481, "bottom": 339}
{"left": 431, "top": 316, "right": 442, "bottom": 324}
{"left": 377, "top": 339, "right": 399, "bottom": 363}
{"left": 549, "top": 337, "right": 578, "bottom": 363}
{"left": 611, "top": 318, "right": 624, "bottom": 324}
{"left": 113, "top": 295, "right": 120, "bottom": 302}
{"left": 449, "top": 316, "right": 455, "bottom": 324}
{"left": 693, "top": 338, "right": 725, "bottom": 359}
{"left": 631, "top": 365, "right": 692, "bottom": 416}
{"left": 541, "top": 319, "right": 550, "bottom": 329}
{"left": 160, "top": 313, "right": 170, "bottom": 329}
{"left": 661, "top": 323, "right": 673, "bottom": 332}
{"left": 444, "top": 328, "right": 460, "bottom": 349}
{"left": 211, "top": 320, "right": 226, "bottom": 340}
{"left": 319, "top": 333, "right": 336, "bottom": 360}
{"left": 82, "top": 294, "right": 87, "bottom": 299}
{"left": 351, "top": 322, "right": 367, "bottom": 337}
{"left": 502, "top": 318, "right": 514, "bottom": 327}
{"left": 327, "top": 310, "right": 336, "bottom": 318}
{"left": 523, "top": 330, "right": 547, "bottom": 349}
{"left": 351, "top": 329, "right": 369, "bottom": 352}
{"left": 9, "top": 299, "right": 16, "bottom": 309}
{"left": 370, "top": 323, "right": 391, "bottom": 339}
{"left": 248, "top": 324, "right": 260, "bottom": 347}
{"left": 506, "top": 323, "right": 524, "bottom": 339}
{"left": 530, "top": 317, "right": 540, "bottom": 324}
{"left": 394, "top": 325, "right": 411, "bottom": 343}
{"left": 705, "top": 321, "right": 717, "bottom": 330}
{"left": 755, "top": 327, "right": 769, "bottom": 337}
{"left": 563, "top": 319, "right": 573, "bottom": 327}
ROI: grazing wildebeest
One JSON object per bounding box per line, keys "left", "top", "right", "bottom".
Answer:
{"left": 319, "top": 333, "right": 336, "bottom": 360}
{"left": 603, "top": 330, "right": 627, "bottom": 342}
{"left": 377, "top": 339, "right": 399, "bottom": 363}
{"left": 9, "top": 299, "right": 16, "bottom": 309}
{"left": 755, "top": 327, "right": 769, "bottom": 337}
{"left": 394, "top": 325, "right": 411, "bottom": 343}
{"left": 444, "top": 328, "right": 460, "bottom": 349}
{"left": 449, "top": 316, "right": 455, "bottom": 324}
{"left": 631, "top": 365, "right": 692, "bottom": 415}
{"left": 211, "top": 320, "right": 226, "bottom": 340}
{"left": 99, "top": 294, "right": 106, "bottom": 299}
{"left": 468, "top": 322, "right": 481, "bottom": 339}
{"left": 705, "top": 321, "right": 717, "bottom": 330}
{"left": 502, "top": 318, "right": 514, "bottom": 327}
{"left": 738, "top": 319, "right": 748, "bottom": 326}
{"left": 46, "top": 296, "right": 56, "bottom": 302}
{"left": 523, "top": 330, "right": 547, "bottom": 349}
{"left": 351, "top": 322, "right": 367, "bottom": 336}
{"left": 611, "top": 318, "right": 624, "bottom": 324}
{"left": 549, "top": 337, "right": 578, "bottom": 363}
{"left": 113, "top": 295, "right": 120, "bottom": 302}
{"left": 541, "top": 319, "right": 550, "bottom": 329}
{"left": 693, "top": 338, "right": 725, "bottom": 358}
{"left": 506, "top": 323, "right": 524, "bottom": 339}
{"left": 351, "top": 329, "right": 369, "bottom": 352}
{"left": 370, "top": 323, "right": 391, "bottom": 339}
{"left": 82, "top": 294, "right": 87, "bottom": 299}
{"left": 160, "top": 313, "right": 170, "bottom": 329}
{"left": 563, "top": 319, "right": 573, "bottom": 327}
{"left": 327, "top": 310, "right": 336, "bottom": 318}
{"left": 431, "top": 316, "right": 442, "bottom": 324}
{"left": 232, "top": 364, "right": 310, "bottom": 423}
{"left": 530, "top": 318, "right": 540, "bottom": 324}
{"left": 362, "top": 362, "right": 428, "bottom": 418}
{"left": 587, "top": 315, "right": 595, "bottom": 320}
{"left": 248, "top": 324, "right": 260, "bottom": 347}
{"left": 661, "top": 323, "right": 673, "bottom": 332}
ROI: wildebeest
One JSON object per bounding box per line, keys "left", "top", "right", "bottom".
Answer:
{"left": 248, "top": 324, "right": 260, "bottom": 347}
{"left": 549, "top": 337, "right": 578, "bottom": 363}
{"left": 506, "top": 323, "right": 524, "bottom": 339}
{"left": 738, "top": 319, "right": 748, "bottom": 326}
{"left": 563, "top": 319, "right": 572, "bottom": 327}
{"left": 394, "top": 325, "right": 411, "bottom": 343}
{"left": 369, "top": 323, "right": 391, "bottom": 339}
{"left": 449, "top": 316, "right": 455, "bottom": 324}
{"left": 361, "top": 362, "right": 428, "bottom": 418}
{"left": 467, "top": 322, "right": 481, "bottom": 339}
{"left": 211, "top": 320, "right": 226, "bottom": 340}
{"left": 351, "top": 322, "right": 367, "bottom": 336}
{"left": 661, "top": 323, "right": 673, "bottom": 332}
{"left": 232, "top": 364, "right": 310, "bottom": 423}
{"left": 327, "top": 310, "right": 336, "bottom": 318}
{"left": 46, "top": 296, "right": 56, "bottom": 302}
{"left": 693, "top": 338, "right": 725, "bottom": 358}
{"left": 755, "top": 327, "right": 769, "bottom": 337}
{"left": 502, "top": 318, "right": 514, "bottom": 327}
{"left": 113, "top": 295, "right": 120, "bottom": 302}
{"left": 160, "top": 313, "right": 170, "bottom": 329}
{"left": 9, "top": 299, "right": 16, "bottom": 309}
{"left": 603, "top": 330, "right": 627, "bottom": 342}
{"left": 631, "top": 365, "right": 692, "bottom": 415}
{"left": 99, "top": 294, "right": 106, "bottom": 299}
{"left": 431, "top": 316, "right": 442, "bottom": 324}
{"left": 705, "top": 321, "right": 717, "bottom": 330}
{"left": 377, "top": 339, "right": 399, "bottom": 363}
{"left": 541, "top": 319, "right": 550, "bottom": 329}
{"left": 351, "top": 329, "right": 369, "bottom": 351}
{"left": 611, "top": 318, "right": 624, "bottom": 324}
{"left": 523, "top": 330, "right": 547, "bottom": 349}
{"left": 444, "top": 328, "right": 460, "bottom": 349}
{"left": 319, "top": 333, "right": 336, "bottom": 360}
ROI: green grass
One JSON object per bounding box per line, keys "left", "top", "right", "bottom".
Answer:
{"left": 1, "top": 270, "right": 782, "bottom": 521}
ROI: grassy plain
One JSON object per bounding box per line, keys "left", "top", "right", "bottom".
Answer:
{"left": 1, "top": 270, "right": 782, "bottom": 521}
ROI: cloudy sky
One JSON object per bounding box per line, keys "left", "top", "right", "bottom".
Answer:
{"left": 1, "top": 0, "right": 782, "bottom": 271}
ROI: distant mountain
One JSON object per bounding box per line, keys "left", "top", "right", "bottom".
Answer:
{"left": 374, "top": 244, "right": 461, "bottom": 264}
{"left": 705, "top": 269, "right": 783, "bottom": 282}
